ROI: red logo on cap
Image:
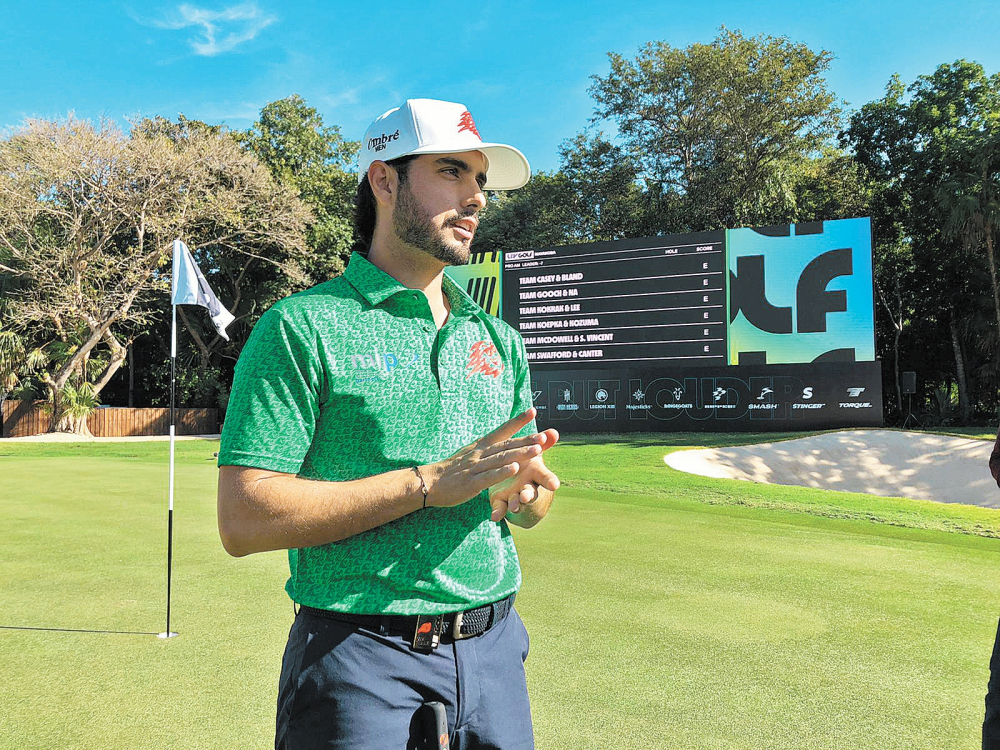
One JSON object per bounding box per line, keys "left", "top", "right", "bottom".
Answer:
{"left": 457, "top": 111, "right": 481, "bottom": 139}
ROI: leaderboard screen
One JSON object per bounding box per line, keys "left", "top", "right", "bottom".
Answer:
{"left": 501, "top": 230, "right": 726, "bottom": 369}
{"left": 498, "top": 218, "right": 882, "bottom": 432}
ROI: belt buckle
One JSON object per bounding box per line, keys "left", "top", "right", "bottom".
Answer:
{"left": 413, "top": 614, "right": 444, "bottom": 651}
{"left": 452, "top": 611, "right": 470, "bottom": 640}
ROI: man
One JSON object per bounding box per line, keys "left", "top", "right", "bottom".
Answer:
{"left": 985, "top": 430, "right": 1000, "bottom": 749}
{"left": 217, "top": 98, "right": 559, "bottom": 750}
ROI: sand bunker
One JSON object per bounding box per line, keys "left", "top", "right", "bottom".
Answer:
{"left": 665, "top": 430, "right": 1000, "bottom": 508}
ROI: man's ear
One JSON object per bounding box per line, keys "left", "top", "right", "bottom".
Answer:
{"left": 368, "top": 161, "right": 396, "bottom": 207}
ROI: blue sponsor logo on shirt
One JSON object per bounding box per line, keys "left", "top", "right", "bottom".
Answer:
{"left": 347, "top": 350, "right": 421, "bottom": 378}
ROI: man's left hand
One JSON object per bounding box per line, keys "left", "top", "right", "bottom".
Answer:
{"left": 489, "top": 428, "right": 560, "bottom": 526}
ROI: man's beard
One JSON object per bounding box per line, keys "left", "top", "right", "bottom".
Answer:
{"left": 392, "top": 179, "right": 471, "bottom": 266}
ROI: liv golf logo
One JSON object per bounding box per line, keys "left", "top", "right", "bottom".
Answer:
{"left": 727, "top": 219, "right": 875, "bottom": 365}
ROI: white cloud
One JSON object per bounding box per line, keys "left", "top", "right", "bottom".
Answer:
{"left": 140, "top": 3, "right": 277, "bottom": 56}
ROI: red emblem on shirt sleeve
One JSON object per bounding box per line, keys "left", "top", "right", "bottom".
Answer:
{"left": 457, "top": 111, "right": 481, "bottom": 139}
{"left": 466, "top": 340, "right": 504, "bottom": 379}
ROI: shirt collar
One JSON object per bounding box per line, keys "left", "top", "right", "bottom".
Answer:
{"left": 343, "top": 251, "right": 409, "bottom": 307}
{"left": 343, "top": 251, "right": 485, "bottom": 320}
{"left": 441, "top": 272, "right": 483, "bottom": 320}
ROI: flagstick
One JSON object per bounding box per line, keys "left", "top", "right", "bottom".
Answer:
{"left": 158, "top": 238, "right": 232, "bottom": 639}
{"left": 159, "top": 303, "right": 179, "bottom": 639}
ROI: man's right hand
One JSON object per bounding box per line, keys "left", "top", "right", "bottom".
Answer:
{"left": 420, "top": 408, "right": 548, "bottom": 508}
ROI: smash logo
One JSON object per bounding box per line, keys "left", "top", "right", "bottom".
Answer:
{"left": 457, "top": 111, "right": 481, "bottom": 139}
{"left": 466, "top": 340, "right": 504, "bottom": 379}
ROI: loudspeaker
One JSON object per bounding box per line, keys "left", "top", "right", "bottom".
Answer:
{"left": 901, "top": 371, "right": 917, "bottom": 395}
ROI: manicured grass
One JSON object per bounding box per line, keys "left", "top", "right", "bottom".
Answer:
{"left": 1, "top": 434, "right": 999, "bottom": 749}
{"left": 548, "top": 432, "right": 1000, "bottom": 538}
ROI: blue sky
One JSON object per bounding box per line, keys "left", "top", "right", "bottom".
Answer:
{"left": 2, "top": 1, "right": 997, "bottom": 174}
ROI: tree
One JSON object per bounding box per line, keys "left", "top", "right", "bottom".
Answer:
{"left": 558, "top": 133, "right": 653, "bottom": 240}
{"left": 0, "top": 117, "right": 308, "bottom": 433}
{"left": 938, "top": 129, "right": 1000, "bottom": 365}
{"left": 475, "top": 172, "right": 580, "bottom": 255}
{"left": 240, "top": 95, "right": 360, "bottom": 282}
{"left": 477, "top": 135, "right": 654, "bottom": 255}
{"left": 845, "top": 61, "right": 1000, "bottom": 423}
{"left": 129, "top": 114, "right": 315, "bottom": 413}
{"left": 589, "top": 27, "right": 840, "bottom": 229}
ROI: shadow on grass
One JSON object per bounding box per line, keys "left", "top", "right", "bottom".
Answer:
{"left": 0, "top": 625, "right": 159, "bottom": 635}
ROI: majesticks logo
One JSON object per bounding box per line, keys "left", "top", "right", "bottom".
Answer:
{"left": 368, "top": 129, "right": 400, "bottom": 153}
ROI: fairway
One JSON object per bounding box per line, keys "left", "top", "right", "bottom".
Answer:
{"left": 2, "top": 435, "right": 999, "bottom": 749}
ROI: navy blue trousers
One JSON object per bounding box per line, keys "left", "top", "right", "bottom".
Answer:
{"left": 986, "top": 618, "right": 1000, "bottom": 750}
{"left": 275, "top": 606, "right": 533, "bottom": 750}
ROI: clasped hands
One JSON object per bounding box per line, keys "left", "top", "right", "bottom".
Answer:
{"left": 419, "top": 407, "right": 560, "bottom": 523}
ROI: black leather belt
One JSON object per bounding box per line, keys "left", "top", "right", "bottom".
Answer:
{"left": 298, "top": 592, "right": 516, "bottom": 651}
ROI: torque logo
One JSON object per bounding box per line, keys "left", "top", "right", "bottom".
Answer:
{"left": 847, "top": 387, "right": 866, "bottom": 397}
{"left": 466, "top": 340, "right": 504, "bottom": 379}
{"left": 457, "top": 111, "right": 481, "bottom": 138}
{"left": 367, "top": 129, "right": 400, "bottom": 153}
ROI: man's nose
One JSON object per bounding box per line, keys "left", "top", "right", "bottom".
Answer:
{"left": 464, "top": 179, "right": 487, "bottom": 211}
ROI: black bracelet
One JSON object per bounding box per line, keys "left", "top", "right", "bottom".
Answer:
{"left": 412, "top": 465, "right": 429, "bottom": 509}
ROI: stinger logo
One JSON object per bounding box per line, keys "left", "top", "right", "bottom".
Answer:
{"left": 466, "top": 340, "right": 504, "bottom": 379}
{"left": 458, "top": 111, "right": 481, "bottom": 139}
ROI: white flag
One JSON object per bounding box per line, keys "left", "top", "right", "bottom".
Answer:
{"left": 171, "top": 240, "right": 235, "bottom": 341}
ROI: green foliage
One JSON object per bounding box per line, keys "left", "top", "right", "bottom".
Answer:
{"left": 52, "top": 381, "right": 100, "bottom": 420}
{"left": 240, "top": 95, "right": 360, "bottom": 282}
{"left": 476, "top": 171, "right": 580, "bottom": 254}
{"left": 844, "top": 60, "right": 1000, "bottom": 422}
{"left": 146, "top": 361, "right": 227, "bottom": 410}
{"left": 480, "top": 28, "right": 860, "bottom": 257}
{"left": 0, "top": 326, "right": 26, "bottom": 394}
{"left": 589, "top": 27, "right": 842, "bottom": 229}
{"left": 0, "top": 115, "right": 308, "bottom": 428}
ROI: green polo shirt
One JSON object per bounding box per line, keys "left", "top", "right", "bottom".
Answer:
{"left": 219, "top": 252, "right": 535, "bottom": 615}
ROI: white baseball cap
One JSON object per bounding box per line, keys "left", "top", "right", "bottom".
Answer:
{"left": 358, "top": 99, "right": 531, "bottom": 191}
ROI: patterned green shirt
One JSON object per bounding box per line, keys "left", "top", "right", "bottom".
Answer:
{"left": 219, "top": 252, "right": 535, "bottom": 615}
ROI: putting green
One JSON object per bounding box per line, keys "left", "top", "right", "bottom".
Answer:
{"left": 1, "top": 436, "right": 998, "bottom": 749}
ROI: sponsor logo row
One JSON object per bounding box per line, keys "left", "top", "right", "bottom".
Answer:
{"left": 529, "top": 377, "right": 878, "bottom": 421}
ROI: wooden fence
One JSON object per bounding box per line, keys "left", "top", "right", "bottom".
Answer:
{"left": 1, "top": 401, "right": 219, "bottom": 438}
